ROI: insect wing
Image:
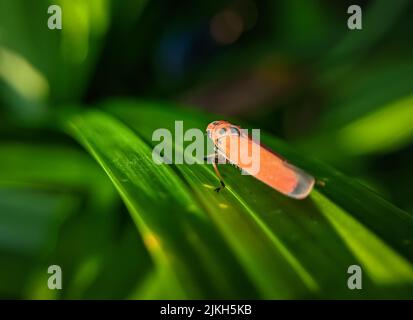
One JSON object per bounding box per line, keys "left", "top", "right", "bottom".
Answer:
{"left": 218, "top": 134, "right": 314, "bottom": 199}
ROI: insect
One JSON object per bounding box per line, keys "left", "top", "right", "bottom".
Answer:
{"left": 205, "top": 120, "right": 315, "bottom": 199}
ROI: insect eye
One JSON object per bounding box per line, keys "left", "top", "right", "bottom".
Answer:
{"left": 230, "top": 127, "right": 240, "bottom": 135}
{"left": 219, "top": 128, "right": 227, "bottom": 135}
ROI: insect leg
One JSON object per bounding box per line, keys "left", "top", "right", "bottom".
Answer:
{"left": 203, "top": 154, "right": 217, "bottom": 162}
{"left": 204, "top": 148, "right": 226, "bottom": 192}
{"left": 209, "top": 150, "right": 227, "bottom": 193}
{"left": 212, "top": 161, "right": 226, "bottom": 192}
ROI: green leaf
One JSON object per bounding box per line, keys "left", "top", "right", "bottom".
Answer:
{"left": 65, "top": 101, "right": 413, "bottom": 298}
{"left": 0, "top": 142, "right": 126, "bottom": 298}
{"left": 67, "top": 110, "right": 259, "bottom": 299}
{"left": 337, "top": 94, "right": 413, "bottom": 155}
{"left": 300, "top": 59, "right": 413, "bottom": 161}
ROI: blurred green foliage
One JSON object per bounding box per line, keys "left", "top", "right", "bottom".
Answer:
{"left": 0, "top": 0, "right": 413, "bottom": 298}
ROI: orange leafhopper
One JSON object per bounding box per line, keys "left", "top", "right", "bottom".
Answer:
{"left": 206, "top": 120, "right": 315, "bottom": 199}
